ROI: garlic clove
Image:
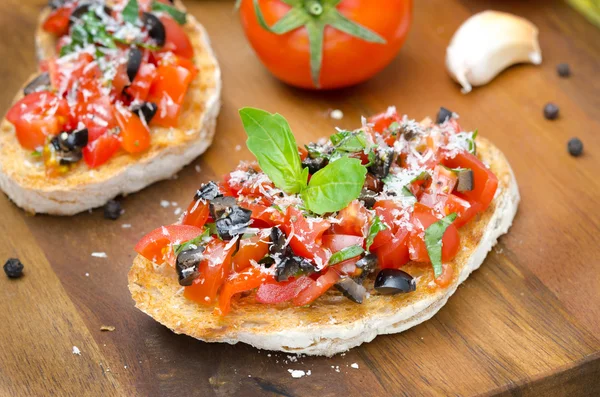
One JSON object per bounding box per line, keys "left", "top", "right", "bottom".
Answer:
{"left": 446, "top": 10, "right": 542, "bottom": 94}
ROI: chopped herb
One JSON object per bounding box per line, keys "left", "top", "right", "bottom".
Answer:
{"left": 173, "top": 228, "right": 211, "bottom": 256}
{"left": 152, "top": 0, "right": 187, "bottom": 25}
{"left": 366, "top": 215, "right": 387, "bottom": 251}
{"left": 329, "top": 245, "right": 364, "bottom": 265}
{"left": 122, "top": 0, "right": 139, "bottom": 25}
{"left": 424, "top": 213, "right": 457, "bottom": 278}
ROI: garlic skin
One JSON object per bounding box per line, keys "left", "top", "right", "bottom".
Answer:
{"left": 446, "top": 10, "right": 542, "bottom": 94}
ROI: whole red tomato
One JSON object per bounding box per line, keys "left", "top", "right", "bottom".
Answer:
{"left": 239, "top": 0, "right": 413, "bottom": 89}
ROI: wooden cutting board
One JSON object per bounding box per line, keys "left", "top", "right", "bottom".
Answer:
{"left": 0, "top": 1, "right": 598, "bottom": 396}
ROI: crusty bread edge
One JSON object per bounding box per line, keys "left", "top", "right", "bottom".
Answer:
{"left": 0, "top": 7, "right": 221, "bottom": 215}
{"left": 129, "top": 140, "right": 520, "bottom": 356}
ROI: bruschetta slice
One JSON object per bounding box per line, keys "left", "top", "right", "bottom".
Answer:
{"left": 128, "top": 107, "right": 519, "bottom": 356}
{"left": 0, "top": 0, "right": 220, "bottom": 215}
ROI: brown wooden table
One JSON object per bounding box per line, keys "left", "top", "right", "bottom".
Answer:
{"left": 0, "top": 0, "right": 599, "bottom": 396}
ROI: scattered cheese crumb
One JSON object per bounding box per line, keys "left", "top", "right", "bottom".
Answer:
{"left": 288, "top": 369, "right": 307, "bottom": 378}
{"left": 235, "top": 144, "right": 242, "bottom": 151}
{"left": 174, "top": 208, "right": 182, "bottom": 216}
{"left": 91, "top": 252, "right": 107, "bottom": 258}
{"left": 121, "top": 224, "right": 132, "bottom": 229}
{"left": 171, "top": 201, "right": 178, "bottom": 207}
{"left": 351, "top": 363, "right": 359, "bottom": 369}
{"left": 72, "top": 346, "right": 81, "bottom": 355}
{"left": 100, "top": 325, "right": 115, "bottom": 332}
{"left": 330, "top": 109, "right": 344, "bottom": 120}
{"left": 195, "top": 165, "right": 201, "bottom": 173}
{"left": 85, "top": 273, "right": 90, "bottom": 277}
{"left": 160, "top": 200, "right": 170, "bottom": 208}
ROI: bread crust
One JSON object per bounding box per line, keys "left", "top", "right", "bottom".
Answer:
{"left": 0, "top": 3, "right": 221, "bottom": 215}
{"left": 128, "top": 137, "right": 520, "bottom": 356}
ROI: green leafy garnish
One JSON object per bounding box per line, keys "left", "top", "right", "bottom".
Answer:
{"left": 301, "top": 157, "right": 366, "bottom": 215}
{"left": 173, "top": 228, "right": 211, "bottom": 256}
{"left": 329, "top": 245, "right": 364, "bottom": 265}
{"left": 366, "top": 215, "right": 387, "bottom": 251}
{"left": 424, "top": 213, "right": 457, "bottom": 278}
{"left": 61, "top": 11, "right": 117, "bottom": 56}
{"left": 31, "top": 150, "right": 42, "bottom": 158}
{"left": 122, "top": 0, "right": 139, "bottom": 25}
{"left": 239, "top": 108, "right": 308, "bottom": 195}
{"left": 328, "top": 130, "right": 370, "bottom": 162}
{"left": 152, "top": 0, "right": 187, "bottom": 25}
{"left": 467, "top": 129, "right": 478, "bottom": 154}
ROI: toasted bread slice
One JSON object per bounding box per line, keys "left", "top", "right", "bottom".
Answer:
{"left": 0, "top": 3, "right": 221, "bottom": 215}
{"left": 128, "top": 137, "right": 519, "bottom": 356}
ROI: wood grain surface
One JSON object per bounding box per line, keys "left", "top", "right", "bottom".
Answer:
{"left": 0, "top": 0, "right": 599, "bottom": 396}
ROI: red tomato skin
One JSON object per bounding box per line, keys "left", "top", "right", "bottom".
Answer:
{"left": 125, "top": 63, "right": 157, "bottom": 101}
{"left": 408, "top": 204, "right": 460, "bottom": 263}
{"left": 113, "top": 105, "right": 151, "bottom": 153}
{"left": 256, "top": 277, "right": 313, "bottom": 304}
{"left": 42, "top": 5, "right": 73, "bottom": 36}
{"left": 443, "top": 152, "right": 498, "bottom": 213}
{"left": 82, "top": 133, "right": 121, "bottom": 168}
{"left": 374, "top": 229, "right": 410, "bottom": 269}
{"left": 135, "top": 224, "right": 203, "bottom": 262}
{"left": 280, "top": 206, "right": 331, "bottom": 267}
{"left": 330, "top": 200, "right": 368, "bottom": 237}
{"left": 184, "top": 239, "right": 236, "bottom": 305}
{"left": 181, "top": 199, "right": 210, "bottom": 228}
{"left": 239, "top": 0, "right": 413, "bottom": 89}
{"left": 434, "top": 263, "right": 454, "bottom": 288}
{"left": 159, "top": 16, "right": 194, "bottom": 59}
{"left": 293, "top": 269, "right": 340, "bottom": 306}
{"left": 147, "top": 63, "right": 192, "bottom": 127}
{"left": 218, "top": 267, "right": 274, "bottom": 315}
{"left": 239, "top": 202, "right": 285, "bottom": 227}
{"left": 232, "top": 235, "right": 270, "bottom": 272}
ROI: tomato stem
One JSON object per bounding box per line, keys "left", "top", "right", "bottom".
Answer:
{"left": 305, "top": 1, "right": 323, "bottom": 16}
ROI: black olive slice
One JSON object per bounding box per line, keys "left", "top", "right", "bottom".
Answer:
{"left": 49, "top": 0, "right": 68, "bottom": 10}
{"left": 131, "top": 102, "right": 158, "bottom": 124}
{"left": 436, "top": 107, "right": 453, "bottom": 124}
{"left": 50, "top": 136, "right": 83, "bottom": 165}
{"left": 194, "top": 181, "right": 221, "bottom": 201}
{"left": 274, "top": 256, "right": 315, "bottom": 282}
{"left": 142, "top": 12, "right": 166, "bottom": 47}
{"left": 269, "top": 226, "right": 288, "bottom": 256}
{"left": 70, "top": 3, "right": 112, "bottom": 25}
{"left": 374, "top": 269, "right": 416, "bottom": 295}
{"left": 215, "top": 206, "right": 252, "bottom": 240}
{"left": 126, "top": 47, "right": 143, "bottom": 82}
{"left": 58, "top": 128, "right": 88, "bottom": 150}
{"left": 356, "top": 253, "right": 377, "bottom": 274}
{"left": 23, "top": 72, "right": 51, "bottom": 96}
{"left": 302, "top": 156, "right": 327, "bottom": 174}
{"left": 358, "top": 188, "right": 377, "bottom": 209}
{"left": 367, "top": 146, "right": 394, "bottom": 179}
{"left": 335, "top": 277, "right": 367, "bottom": 304}
{"left": 456, "top": 169, "right": 474, "bottom": 192}
{"left": 209, "top": 196, "right": 237, "bottom": 220}
{"left": 176, "top": 246, "right": 205, "bottom": 286}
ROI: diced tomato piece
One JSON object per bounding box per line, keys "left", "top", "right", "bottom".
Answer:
{"left": 184, "top": 239, "right": 236, "bottom": 305}
{"left": 374, "top": 228, "right": 410, "bottom": 269}
{"left": 125, "top": 63, "right": 157, "bottom": 101}
{"left": 322, "top": 234, "right": 364, "bottom": 253}
{"left": 298, "top": 146, "right": 308, "bottom": 161}
{"left": 444, "top": 194, "right": 474, "bottom": 228}
{"left": 135, "top": 224, "right": 203, "bottom": 262}
{"left": 159, "top": 16, "right": 194, "bottom": 59}
{"left": 182, "top": 199, "right": 210, "bottom": 228}
{"left": 293, "top": 268, "right": 340, "bottom": 306}
{"left": 332, "top": 257, "right": 361, "bottom": 276}
{"left": 280, "top": 207, "right": 331, "bottom": 267}
{"left": 370, "top": 199, "right": 409, "bottom": 251}
{"left": 443, "top": 152, "right": 498, "bottom": 213}
{"left": 369, "top": 107, "right": 400, "bottom": 133}
{"left": 42, "top": 5, "right": 74, "bottom": 36}
{"left": 239, "top": 202, "right": 284, "bottom": 228}
{"left": 330, "top": 200, "right": 368, "bottom": 237}
{"left": 6, "top": 91, "right": 69, "bottom": 150}
{"left": 256, "top": 276, "right": 314, "bottom": 304}
{"left": 113, "top": 104, "right": 151, "bottom": 153}
{"left": 218, "top": 266, "right": 274, "bottom": 315}
{"left": 82, "top": 132, "right": 120, "bottom": 168}
{"left": 434, "top": 263, "right": 454, "bottom": 288}
{"left": 232, "top": 234, "right": 270, "bottom": 272}
{"left": 147, "top": 63, "right": 192, "bottom": 127}
{"left": 408, "top": 203, "right": 460, "bottom": 263}
{"left": 48, "top": 53, "right": 100, "bottom": 95}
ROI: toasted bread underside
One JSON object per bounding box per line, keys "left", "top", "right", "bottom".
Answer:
{"left": 0, "top": 3, "right": 221, "bottom": 215}
{"left": 128, "top": 137, "right": 520, "bottom": 356}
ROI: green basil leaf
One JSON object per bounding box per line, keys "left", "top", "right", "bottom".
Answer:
{"left": 173, "top": 227, "right": 211, "bottom": 256}
{"left": 366, "top": 215, "right": 387, "bottom": 251}
{"left": 123, "top": 0, "right": 139, "bottom": 25}
{"left": 152, "top": 0, "right": 187, "bottom": 25}
{"left": 425, "top": 213, "right": 457, "bottom": 278}
{"left": 301, "top": 157, "right": 366, "bottom": 214}
{"left": 329, "top": 245, "right": 364, "bottom": 265}
{"left": 240, "top": 108, "right": 307, "bottom": 194}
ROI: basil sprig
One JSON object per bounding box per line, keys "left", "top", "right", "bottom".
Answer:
{"left": 239, "top": 108, "right": 367, "bottom": 215}
{"left": 365, "top": 215, "right": 387, "bottom": 251}
{"left": 173, "top": 228, "right": 212, "bottom": 256}
{"left": 152, "top": 0, "right": 187, "bottom": 25}
{"left": 329, "top": 245, "right": 364, "bottom": 265}
{"left": 61, "top": 11, "right": 117, "bottom": 56}
{"left": 424, "top": 213, "right": 457, "bottom": 278}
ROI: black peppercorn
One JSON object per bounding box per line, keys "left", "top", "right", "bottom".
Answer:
{"left": 543, "top": 103, "right": 559, "bottom": 120}
{"left": 556, "top": 63, "right": 571, "bottom": 78}
{"left": 104, "top": 200, "right": 122, "bottom": 220}
{"left": 4, "top": 258, "right": 24, "bottom": 278}
{"left": 567, "top": 138, "right": 583, "bottom": 157}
